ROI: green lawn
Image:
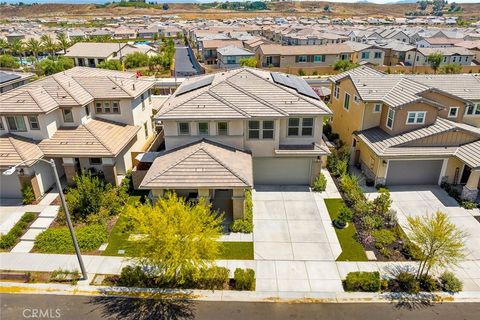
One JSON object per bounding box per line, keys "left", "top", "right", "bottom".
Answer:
{"left": 324, "top": 198, "right": 368, "bottom": 261}
{"left": 218, "top": 242, "right": 254, "bottom": 260}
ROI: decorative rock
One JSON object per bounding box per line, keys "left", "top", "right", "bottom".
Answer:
{"left": 117, "top": 249, "right": 125, "bottom": 255}
{"left": 98, "top": 243, "right": 108, "bottom": 251}
{"left": 366, "top": 251, "right": 377, "bottom": 261}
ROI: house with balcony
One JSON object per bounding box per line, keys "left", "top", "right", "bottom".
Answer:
{"left": 0, "top": 67, "right": 158, "bottom": 200}
{"left": 133, "top": 68, "right": 332, "bottom": 220}
{"left": 328, "top": 66, "right": 480, "bottom": 201}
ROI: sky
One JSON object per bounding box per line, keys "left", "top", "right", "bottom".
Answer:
{"left": 2, "top": 0, "right": 479, "bottom": 4}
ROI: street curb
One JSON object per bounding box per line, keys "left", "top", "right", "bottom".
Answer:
{"left": 1, "top": 282, "right": 480, "bottom": 303}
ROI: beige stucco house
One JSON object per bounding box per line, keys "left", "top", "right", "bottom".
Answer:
{"left": 0, "top": 67, "right": 158, "bottom": 200}
{"left": 134, "top": 67, "right": 332, "bottom": 219}
{"left": 328, "top": 66, "right": 480, "bottom": 201}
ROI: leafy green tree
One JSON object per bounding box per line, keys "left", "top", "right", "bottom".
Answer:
{"left": 123, "top": 192, "right": 223, "bottom": 284}
{"left": 41, "top": 34, "right": 57, "bottom": 58}
{"left": 0, "top": 38, "right": 8, "bottom": 55}
{"left": 124, "top": 52, "right": 149, "bottom": 69}
{"left": 162, "top": 3, "right": 169, "bottom": 10}
{"left": 56, "top": 32, "right": 70, "bottom": 54}
{"left": 439, "top": 63, "right": 462, "bottom": 74}
{"left": 148, "top": 53, "right": 163, "bottom": 71}
{"left": 0, "top": 54, "right": 20, "bottom": 68}
{"left": 98, "top": 59, "right": 122, "bottom": 70}
{"left": 427, "top": 52, "right": 443, "bottom": 73}
{"left": 26, "top": 38, "right": 41, "bottom": 61}
{"left": 406, "top": 211, "right": 466, "bottom": 279}
{"left": 239, "top": 57, "right": 257, "bottom": 67}
{"left": 333, "top": 59, "right": 358, "bottom": 72}
{"left": 9, "top": 39, "right": 25, "bottom": 63}
{"left": 35, "top": 56, "right": 74, "bottom": 76}
{"left": 418, "top": 0, "right": 428, "bottom": 10}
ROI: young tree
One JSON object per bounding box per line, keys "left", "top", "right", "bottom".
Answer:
{"left": 26, "top": 38, "right": 41, "bottom": 61}
{"left": 0, "top": 38, "right": 8, "bottom": 55}
{"left": 427, "top": 52, "right": 443, "bottom": 73}
{"left": 239, "top": 57, "right": 258, "bottom": 68}
{"left": 124, "top": 52, "right": 149, "bottom": 69}
{"left": 439, "top": 63, "right": 462, "bottom": 74}
{"left": 9, "top": 39, "right": 25, "bottom": 65}
{"left": 56, "top": 32, "right": 70, "bottom": 55}
{"left": 0, "top": 54, "right": 20, "bottom": 68}
{"left": 35, "top": 56, "right": 74, "bottom": 76}
{"left": 406, "top": 211, "right": 466, "bottom": 279}
{"left": 333, "top": 59, "right": 357, "bottom": 72}
{"left": 41, "top": 34, "right": 57, "bottom": 58}
{"left": 123, "top": 192, "right": 223, "bottom": 284}
{"left": 98, "top": 59, "right": 122, "bottom": 71}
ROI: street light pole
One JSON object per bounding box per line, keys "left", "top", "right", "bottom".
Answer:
{"left": 3, "top": 158, "right": 88, "bottom": 280}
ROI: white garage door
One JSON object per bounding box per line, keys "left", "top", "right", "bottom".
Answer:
{"left": 253, "top": 158, "right": 312, "bottom": 185}
{"left": 0, "top": 171, "right": 22, "bottom": 199}
{"left": 386, "top": 160, "right": 443, "bottom": 186}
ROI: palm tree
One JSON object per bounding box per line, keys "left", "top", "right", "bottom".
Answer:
{"left": 40, "top": 34, "right": 57, "bottom": 59}
{"left": 26, "top": 38, "right": 41, "bottom": 61}
{"left": 56, "top": 32, "right": 70, "bottom": 55}
{"left": 0, "top": 38, "right": 8, "bottom": 55}
{"left": 9, "top": 39, "right": 25, "bottom": 66}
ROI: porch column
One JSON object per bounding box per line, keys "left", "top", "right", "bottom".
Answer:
{"left": 102, "top": 158, "right": 117, "bottom": 185}
{"left": 461, "top": 169, "right": 480, "bottom": 201}
{"left": 150, "top": 189, "right": 164, "bottom": 203}
{"left": 310, "top": 159, "right": 322, "bottom": 185}
{"left": 62, "top": 157, "right": 76, "bottom": 186}
{"left": 232, "top": 189, "right": 245, "bottom": 220}
{"left": 18, "top": 170, "right": 41, "bottom": 200}
{"left": 198, "top": 188, "right": 210, "bottom": 203}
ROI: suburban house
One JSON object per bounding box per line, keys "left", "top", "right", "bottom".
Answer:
{"left": 457, "top": 40, "right": 480, "bottom": 62}
{"left": 217, "top": 46, "right": 255, "bottom": 69}
{"left": 0, "top": 67, "right": 158, "bottom": 199}
{"left": 64, "top": 42, "right": 157, "bottom": 68}
{"left": 328, "top": 66, "right": 480, "bottom": 200}
{"left": 200, "top": 40, "right": 244, "bottom": 65}
{"left": 404, "top": 47, "right": 474, "bottom": 66}
{"left": 133, "top": 68, "right": 332, "bottom": 220}
{"left": 255, "top": 44, "right": 354, "bottom": 68}
{"left": 344, "top": 41, "right": 385, "bottom": 66}
{"left": 416, "top": 37, "right": 463, "bottom": 48}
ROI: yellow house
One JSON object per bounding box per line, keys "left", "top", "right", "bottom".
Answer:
{"left": 328, "top": 66, "right": 480, "bottom": 201}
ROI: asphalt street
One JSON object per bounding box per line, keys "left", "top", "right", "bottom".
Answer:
{"left": 1, "top": 293, "right": 480, "bottom": 320}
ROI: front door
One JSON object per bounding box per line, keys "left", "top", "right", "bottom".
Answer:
{"left": 460, "top": 165, "right": 472, "bottom": 184}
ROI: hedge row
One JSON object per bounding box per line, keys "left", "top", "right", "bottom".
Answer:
{"left": 0, "top": 212, "right": 37, "bottom": 250}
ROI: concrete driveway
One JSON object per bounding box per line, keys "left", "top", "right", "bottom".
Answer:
{"left": 367, "top": 185, "right": 480, "bottom": 261}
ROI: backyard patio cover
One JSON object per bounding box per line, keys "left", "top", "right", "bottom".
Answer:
{"left": 139, "top": 139, "right": 253, "bottom": 189}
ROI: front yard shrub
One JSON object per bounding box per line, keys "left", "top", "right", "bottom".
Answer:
{"left": 234, "top": 268, "right": 255, "bottom": 291}
{"left": 344, "top": 271, "right": 380, "bottom": 292}
{"left": 311, "top": 172, "right": 327, "bottom": 192}
{"left": 327, "top": 145, "right": 350, "bottom": 175}
{"left": 0, "top": 212, "right": 36, "bottom": 250}
{"left": 439, "top": 271, "right": 463, "bottom": 293}
{"left": 339, "top": 174, "right": 366, "bottom": 206}
{"left": 50, "top": 269, "right": 80, "bottom": 284}
{"left": 195, "top": 266, "right": 230, "bottom": 290}
{"left": 333, "top": 205, "right": 352, "bottom": 229}
{"left": 117, "top": 265, "right": 154, "bottom": 288}
{"left": 34, "top": 224, "right": 107, "bottom": 254}
{"left": 460, "top": 200, "right": 478, "bottom": 210}
{"left": 388, "top": 272, "right": 420, "bottom": 294}
{"left": 401, "top": 241, "right": 424, "bottom": 260}
{"left": 372, "top": 229, "right": 396, "bottom": 249}
{"left": 419, "top": 274, "right": 440, "bottom": 292}
{"left": 21, "top": 184, "right": 35, "bottom": 205}
{"left": 230, "top": 189, "right": 253, "bottom": 233}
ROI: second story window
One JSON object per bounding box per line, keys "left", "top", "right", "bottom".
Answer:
{"left": 248, "top": 120, "right": 274, "bottom": 140}
{"left": 406, "top": 111, "right": 426, "bottom": 125}
{"left": 465, "top": 104, "right": 480, "bottom": 116}
{"left": 198, "top": 122, "right": 209, "bottom": 135}
{"left": 217, "top": 122, "right": 228, "bottom": 136}
{"left": 141, "top": 93, "right": 146, "bottom": 111}
{"left": 374, "top": 52, "right": 382, "bottom": 59}
{"left": 95, "top": 101, "right": 120, "bottom": 114}
{"left": 28, "top": 116, "right": 40, "bottom": 130}
{"left": 6, "top": 115, "right": 27, "bottom": 132}
{"left": 178, "top": 122, "right": 190, "bottom": 135}
{"left": 296, "top": 55, "right": 307, "bottom": 63}
{"left": 313, "top": 55, "right": 325, "bottom": 63}
{"left": 63, "top": 108, "right": 74, "bottom": 123}
{"left": 374, "top": 103, "right": 382, "bottom": 113}
{"left": 343, "top": 93, "right": 350, "bottom": 111}
{"left": 361, "top": 52, "right": 370, "bottom": 59}
{"left": 386, "top": 108, "right": 395, "bottom": 129}
{"left": 448, "top": 107, "right": 459, "bottom": 118}
{"left": 333, "top": 85, "right": 340, "bottom": 99}
{"left": 287, "top": 118, "right": 314, "bottom": 137}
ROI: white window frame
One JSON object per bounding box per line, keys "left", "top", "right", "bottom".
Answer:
{"left": 6, "top": 115, "right": 27, "bottom": 132}
{"left": 62, "top": 109, "right": 74, "bottom": 123}
{"left": 406, "top": 111, "right": 426, "bottom": 125}
{"left": 333, "top": 85, "right": 340, "bottom": 99}
{"left": 465, "top": 104, "right": 480, "bottom": 116}
{"left": 28, "top": 115, "right": 40, "bottom": 130}
{"left": 448, "top": 107, "right": 459, "bottom": 118}
{"left": 313, "top": 55, "right": 325, "bottom": 63}
{"left": 374, "top": 51, "right": 382, "bottom": 59}
{"left": 343, "top": 93, "right": 350, "bottom": 111}
{"left": 386, "top": 108, "right": 395, "bottom": 129}
{"left": 178, "top": 122, "right": 190, "bottom": 135}
{"left": 297, "top": 55, "right": 307, "bottom": 63}
{"left": 373, "top": 103, "right": 382, "bottom": 113}
{"left": 354, "top": 95, "right": 361, "bottom": 104}
{"left": 287, "top": 117, "right": 314, "bottom": 137}
{"left": 198, "top": 122, "right": 209, "bottom": 135}
{"left": 95, "top": 101, "right": 120, "bottom": 114}
{"left": 247, "top": 120, "right": 274, "bottom": 140}
{"left": 361, "top": 51, "right": 370, "bottom": 59}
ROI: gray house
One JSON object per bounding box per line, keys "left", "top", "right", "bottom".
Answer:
{"left": 217, "top": 46, "right": 255, "bottom": 69}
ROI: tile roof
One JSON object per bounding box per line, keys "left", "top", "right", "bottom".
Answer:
{"left": 258, "top": 43, "right": 354, "bottom": 55}
{"left": 0, "top": 134, "right": 44, "bottom": 168}
{"left": 140, "top": 139, "right": 253, "bottom": 189}
{"left": 38, "top": 118, "right": 139, "bottom": 157}
{"left": 157, "top": 68, "right": 331, "bottom": 120}
{"left": 217, "top": 45, "right": 254, "bottom": 56}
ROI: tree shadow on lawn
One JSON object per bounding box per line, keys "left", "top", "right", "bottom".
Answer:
{"left": 87, "top": 293, "right": 196, "bottom": 320}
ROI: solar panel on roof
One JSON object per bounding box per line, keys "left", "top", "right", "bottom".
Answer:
{"left": 271, "top": 72, "right": 319, "bottom": 100}
{"left": 175, "top": 75, "right": 214, "bottom": 96}
{"left": 0, "top": 72, "right": 21, "bottom": 85}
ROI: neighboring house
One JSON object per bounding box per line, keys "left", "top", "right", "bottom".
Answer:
{"left": 0, "top": 67, "right": 158, "bottom": 200}
{"left": 405, "top": 47, "right": 474, "bottom": 66}
{"left": 457, "top": 40, "right": 480, "bottom": 62}
{"left": 200, "top": 40, "right": 244, "bottom": 65}
{"left": 114, "top": 28, "right": 137, "bottom": 40}
{"left": 134, "top": 68, "right": 332, "bottom": 219}
{"left": 344, "top": 41, "right": 385, "bottom": 66}
{"left": 256, "top": 44, "right": 354, "bottom": 68}
{"left": 328, "top": 66, "right": 480, "bottom": 200}
{"left": 416, "top": 37, "right": 463, "bottom": 48}
{"left": 370, "top": 40, "right": 415, "bottom": 66}
{"left": 217, "top": 46, "right": 255, "bottom": 69}
{"left": 64, "top": 42, "right": 157, "bottom": 68}
{"left": 0, "top": 71, "right": 35, "bottom": 94}
{"left": 137, "top": 27, "right": 159, "bottom": 39}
